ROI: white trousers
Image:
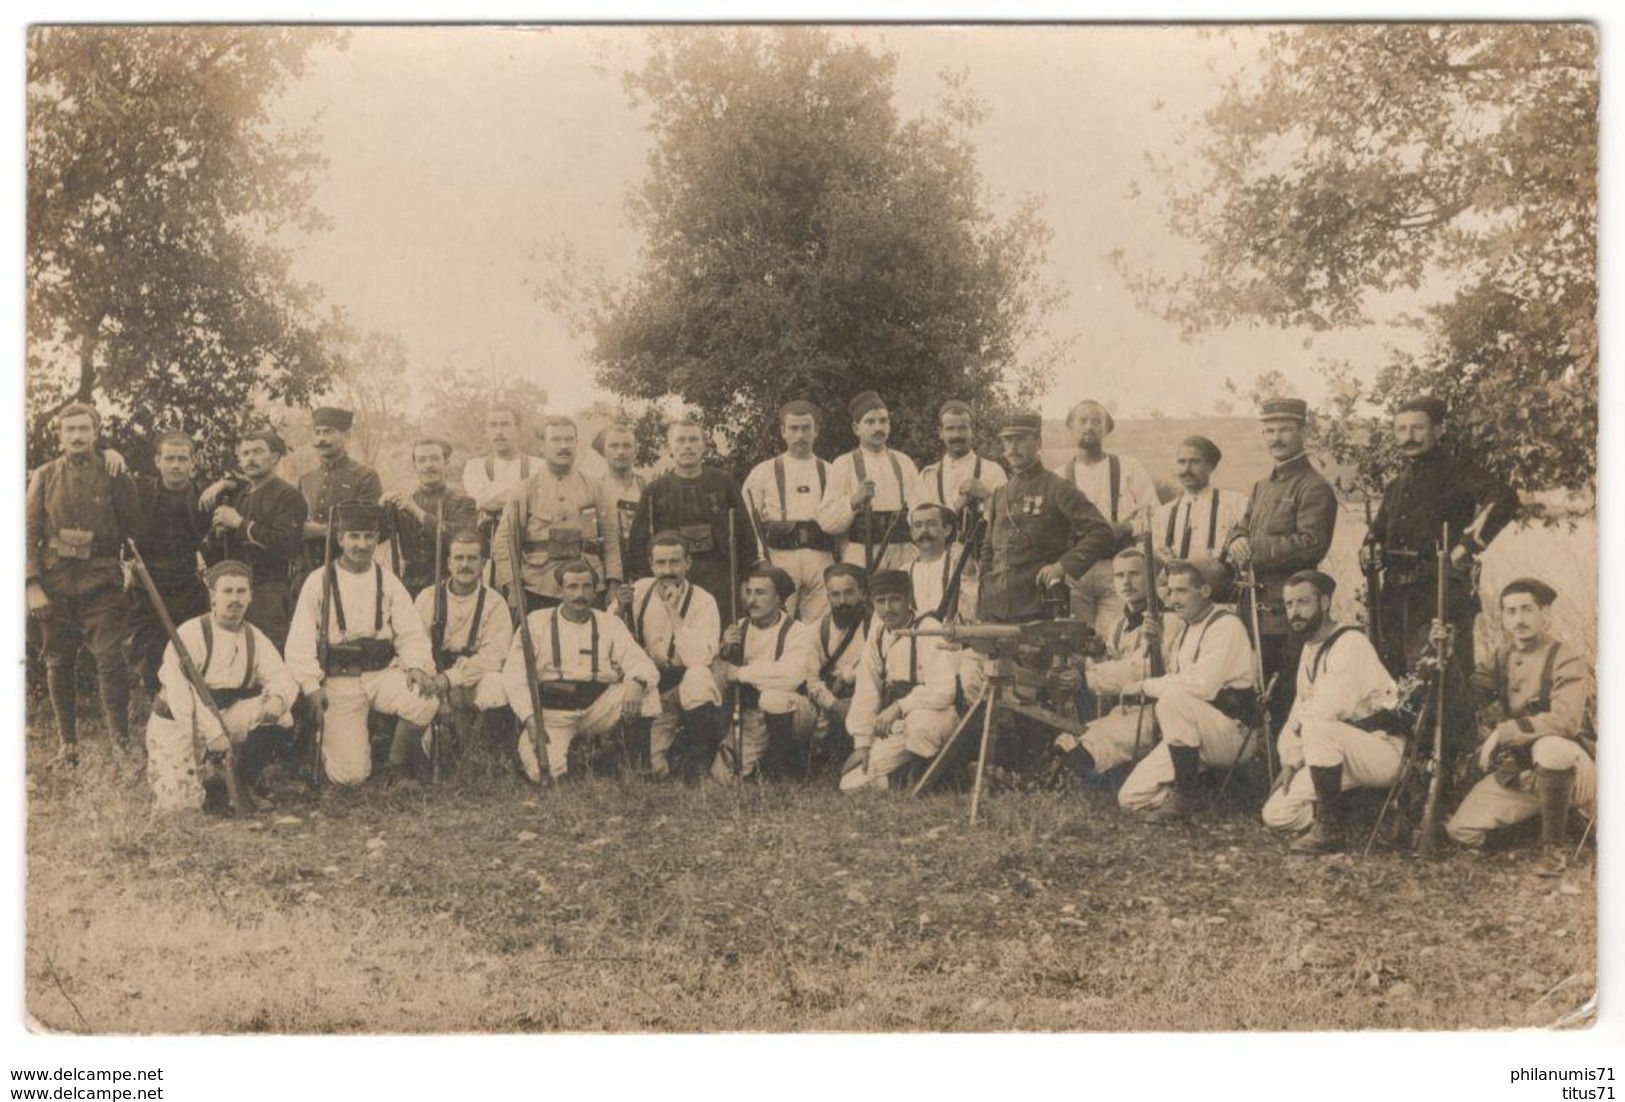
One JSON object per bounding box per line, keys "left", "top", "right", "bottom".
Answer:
{"left": 1070, "top": 559, "right": 1123, "bottom": 634}
{"left": 146, "top": 697, "right": 293, "bottom": 813}
{"left": 765, "top": 546, "right": 835, "bottom": 623}
{"left": 839, "top": 707, "right": 959, "bottom": 792}
{"left": 517, "top": 681, "right": 664, "bottom": 781}
{"left": 711, "top": 690, "right": 816, "bottom": 782}
{"left": 1118, "top": 689, "right": 1253, "bottom": 811}
{"left": 322, "top": 669, "right": 440, "bottom": 786}
{"left": 1446, "top": 737, "right": 1598, "bottom": 847}
{"left": 1261, "top": 719, "right": 1405, "bottom": 832}
{"left": 649, "top": 666, "right": 725, "bottom": 773}
{"left": 1079, "top": 705, "right": 1158, "bottom": 773}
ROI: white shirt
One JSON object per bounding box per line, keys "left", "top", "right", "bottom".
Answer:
{"left": 414, "top": 582, "right": 514, "bottom": 689}
{"left": 734, "top": 610, "right": 817, "bottom": 693}
{"left": 1056, "top": 451, "right": 1158, "bottom": 526}
{"left": 816, "top": 446, "right": 927, "bottom": 535}
{"left": 1143, "top": 605, "right": 1256, "bottom": 702}
{"left": 286, "top": 562, "right": 434, "bottom": 693}
{"left": 1152, "top": 487, "right": 1250, "bottom": 561}
{"left": 908, "top": 546, "right": 978, "bottom": 623}
{"left": 463, "top": 452, "right": 542, "bottom": 513}
{"left": 846, "top": 614, "right": 958, "bottom": 746}
{"left": 1288, "top": 627, "right": 1397, "bottom": 729}
{"left": 500, "top": 608, "right": 658, "bottom": 723}
{"left": 159, "top": 616, "right": 297, "bottom": 740}
{"left": 1087, "top": 607, "right": 1179, "bottom": 697}
{"left": 919, "top": 451, "right": 1007, "bottom": 512}
{"left": 629, "top": 577, "right": 720, "bottom": 672}
{"left": 813, "top": 613, "right": 870, "bottom": 695}
{"left": 743, "top": 453, "right": 829, "bottom": 522}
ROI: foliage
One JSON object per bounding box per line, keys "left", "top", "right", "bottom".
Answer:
{"left": 1125, "top": 25, "right": 1597, "bottom": 507}
{"left": 27, "top": 26, "right": 343, "bottom": 477}
{"left": 542, "top": 28, "right": 1067, "bottom": 469}
{"left": 419, "top": 367, "right": 554, "bottom": 466}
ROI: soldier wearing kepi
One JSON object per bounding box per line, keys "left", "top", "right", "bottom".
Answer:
{"left": 502, "top": 559, "right": 661, "bottom": 784}
{"left": 1362, "top": 395, "right": 1519, "bottom": 677}
{"left": 127, "top": 430, "right": 211, "bottom": 695}
{"left": 1261, "top": 571, "right": 1404, "bottom": 854}
{"left": 284, "top": 501, "right": 440, "bottom": 787}
{"left": 415, "top": 529, "right": 516, "bottom": 761}
{"left": 381, "top": 437, "right": 479, "bottom": 595}
{"left": 625, "top": 532, "right": 725, "bottom": 780}
{"left": 807, "top": 562, "right": 871, "bottom": 769}
{"left": 200, "top": 429, "right": 308, "bottom": 648}
{"left": 628, "top": 417, "right": 756, "bottom": 610}
{"left": 26, "top": 402, "right": 146, "bottom": 761}
{"left": 1153, "top": 435, "right": 1248, "bottom": 565}
{"left": 492, "top": 415, "right": 623, "bottom": 613}
{"left": 1053, "top": 548, "right": 1174, "bottom": 783}
{"left": 839, "top": 569, "right": 959, "bottom": 792}
{"left": 298, "top": 406, "right": 383, "bottom": 573}
{"left": 145, "top": 561, "right": 298, "bottom": 813}
{"left": 742, "top": 400, "right": 835, "bottom": 622}
{"left": 977, "top": 412, "right": 1115, "bottom": 625}
{"left": 463, "top": 403, "right": 539, "bottom": 555}
{"left": 1057, "top": 399, "right": 1159, "bottom": 630}
{"left": 1224, "top": 397, "right": 1337, "bottom": 725}
{"left": 1117, "top": 559, "right": 1259, "bottom": 821}
{"left": 713, "top": 565, "right": 818, "bottom": 781}
{"left": 816, "top": 391, "right": 927, "bottom": 573}
{"left": 1445, "top": 579, "right": 1595, "bottom": 877}
{"left": 919, "top": 399, "right": 1007, "bottom": 528}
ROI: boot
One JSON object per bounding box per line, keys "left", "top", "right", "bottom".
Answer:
{"left": 683, "top": 703, "right": 725, "bottom": 781}
{"left": 1291, "top": 764, "right": 1347, "bottom": 854}
{"left": 96, "top": 657, "right": 132, "bottom": 744}
{"left": 1533, "top": 765, "right": 1575, "bottom": 877}
{"left": 1146, "top": 744, "right": 1202, "bottom": 823}
{"left": 237, "top": 726, "right": 278, "bottom": 798}
{"left": 46, "top": 662, "right": 78, "bottom": 758}
{"left": 759, "top": 711, "right": 796, "bottom": 779}
{"left": 1055, "top": 733, "right": 1097, "bottom": 781}
{"left": 386, "top": 719, "right": 429, "bottom": 787}
{"left": 624, "top": 717, "right": 653, "bottom": 777}
{"left": 888, "top": 750, "right": 928, "bottom": 791}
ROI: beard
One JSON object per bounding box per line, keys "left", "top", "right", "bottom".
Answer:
{"left": 830, "top": 603, "right": 867, "bottom": 630}
{"left": 1288, "top": 610, "right": 1324, "bottom": 637}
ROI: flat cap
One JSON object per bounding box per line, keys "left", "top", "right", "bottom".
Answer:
{"left": 868, "top": 569, "right": 913, "bottom": 601}
{"left": 1180, "top": 435, "right": 1222, "bottom": 467}
{"left": 204, "top": 560, "right": 253, "bottom": 587}
{"left": 747, "top": 563, "right": 796, "bottom": 602}
{"left": 239, "top": 427, "right": 287, "bottom": 456}
{"left": 312, "top": 406, "right": 355, "bottom": 431}
{"left": 779, "top": 399, "right": 821, "bottom": 422}
{"left": 1500, "top": 577, "right": 1558, "bottom": 607}
{"left": 938, "top": 399, "right": 974, "bottom": 421}
{"left": 848, "top": 391, "right": 887, "bottom": 422}
{"left": 823, "top": 562, "right": 868, "bottom": 589}
{"left": 333, "top": 500, "right": 382, "bottom": 533}
{"left": 1284, "top": 569, "right": 1337, "bottom": 597}
{"left": 1259, "top": 397, "right": 1309, "bottom": 423}
{"left": 1396, "top": 395, "right": 1448, "bottom": 424}
{"left": 998, "top": 411, "right": 1044, "bottom": 437}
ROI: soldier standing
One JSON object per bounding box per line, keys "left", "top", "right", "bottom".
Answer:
{"left": 127, "top": 431, "right": 210, "bottom": 695}
{"left": 26, "top": 402, "right": 146, "bottom": 760}
{"left": 1223, "top": 398, "right": 1338, "bottom": 725}
{"left": 919, "top": 399, "right": 1007, "bottom": 528}
{"left": 1152, "top": 436, "right": 1248, "bottom": 565}
{"left": 283, "top": 502, "right": 441, "bottom": 787}
{"left": 1056, "top": 399, "right": 1159, "bottom": 630}
{"left": 816, "top": 391, "right": 927, "bottom": 573}
{"left": 491, "top": 415, "right": 623, "bottom": 613}
{"left": 594, "top": 422, "right": 647, "bottom": 581}
{"left": 1361, "top": 396, "right": 1519, "bottom": 677}
{"left": 200, "top": 429, "right": 308, "bottom": 649}
{"left": 381, "top": 437, "right": 479, "bottom": 595}
{"left": 742, "top": 400, "right": 835, "bottom": 622}
{"left": 298, "top": 406, "right": 382, "bottom": 573}
{"left": 627, "top": 418, "right": 756, "bottom": 609}
{"left": 463, "top": 403, "right": 539, "bottom": 554}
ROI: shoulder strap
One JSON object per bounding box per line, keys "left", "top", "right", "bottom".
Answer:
{"left": 465, "top": 584, "right": 487, "bottom": 653}
{"left": 1164, "top": 502, "right": 1177, "bottom": 548}
{"left": 549, "top": 609, "right": 562, "bottom": 672}
{"left": 816, "top": 458, "right": 827, "bottom": 496}
{"left": 374, "top": 564, "right": 384, "bottom": 632}
{"left": 1207, "top": 489, "right": 1222, "bottom": 551}
{"left": 1192, "top": 609, "right": 1239, "bottom": 664}
{"left": 635, "top": 584, "right": 658, "bottom": 646}
{"left": 1108, "top": 454, "right": 1120, "bottom": 522}
{"left": 888, "top": 451, "right": 905, "bottom": 502}
{"left": 852, "top": 449, "right": 867, "bottom": 484}
{"left": 521, "top": 455, "right": 532, "bottom": 480}
{"left": 936, "top": 461, "right": 946, "bottom": 504}
{"left": 200, "top": 617, "right": 215, "bottom": 678}
{"left": 240, "top": 624, "right": 256, "bottom": 691}
{"left": 774, "top": 614, "right": 793, "bottom": 661}
{"left": 484, "top": 456, "right": 495, "bottom": 483}
{"left": 1309, "top": 625, "right": 1361, "bottom": 684}
{"left": 775, "top": 457, "right": 788, "bottom": 519}
{"left": 973, "top": 455, "right": 982, "bottom": 481}
{"left": 328, "top": 563, "right": 347, "bottom": 635}
{"left": 433, "top": 581, "right": 449, "bottom": 655}
{"left": 1538, "top": 641, "right": 1562, "bottom": 708}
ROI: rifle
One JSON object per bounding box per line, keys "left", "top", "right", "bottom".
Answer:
{"left": 428, "top": 498, "right": 447, "bottom": 784}
{"left": 861, "top": 498, "right": 875, "bottom": 575}
{"left": 1362, "top": 497, "right": 1385, "bottom": 655}
{"left": 1416, "top": 522, "right": 1451, "bottom": 858}
{"left": 127, "top": 539, "right": 252, "bottom": 816}
{"left": 310, "top": 511, "right": 334, "bottom": 788}
{"left": 726, "top": 508, "right": 745, "bottom": 777}
{"left": 934, "top": 516, "right": 987, "bottom": 623}
{"left": 871, "top": 505, "right": 908, "bottom": 572}
{"left": 504, "top": 503, "right": 549, "bottom": 783}
{"left": 1133, "top": 509, "right": 1165, "bottom": 761}
{"left": 1240, "top": 562, "right": 1276, "bottom": 788}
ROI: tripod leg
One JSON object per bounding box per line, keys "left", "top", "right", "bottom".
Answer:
{"left": 911, "top": 691, "right": 986, "bottom": 797}
{"left": 969, "top": 683, "right": 1000, "bottom": 826}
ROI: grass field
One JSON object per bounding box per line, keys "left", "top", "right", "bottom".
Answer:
{"left": 25, "top": 726, "right": 1596, "bottom": 1035}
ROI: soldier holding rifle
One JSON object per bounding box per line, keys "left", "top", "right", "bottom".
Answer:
{"left": 126, "top": 431, "right": 211, "bottom": 696}
{"left": 807, "top": 563, "right": 872, "bottom": 770}
{"left": 712, "top": 565, "right": 818, "bottom": 781}
{"left": 816, "top": 391, "right": 927, "bottom": 574}
{"left": 200, "top": 429, "right": 308, "bottom": 648}
{"left": 743, "top": 400, "right": 835, "bottom": 622}
{"left": 919, "top": 399, "right": 1006, "bottom": 528}
{"left": 382, "top": 438, "right": 478, "bottom": 595}
{"left": 297, "top": 407, "right": 382, "bottom": 575}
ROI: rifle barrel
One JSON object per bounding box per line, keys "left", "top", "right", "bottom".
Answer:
{"left": 505, "top": 504, "right": 548, "bottom": 778}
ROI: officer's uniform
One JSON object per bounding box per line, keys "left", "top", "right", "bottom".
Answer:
{"left": 128, "top": 474, "right": 210, "bottom": 693}
{"left": 26, "top": 450, "right": 146, "bottom": 746}
{"left": 1119, "top": 604, "right": 1258, "bottom": 811}
{"left": 976, "top": 449, "right": 1115, "bottom": 623}
{"left": 416, "top": 579, "right": 514, "bottom": 717}
{"left": 1055, "top": 449, "right": 1158, "bottom": 631}
{"left": 502, "top": 605, "right": 662, "bottom": 782}
{"left": 491, "top": 466, "right": 623, "bottom": 608}
{"left": 816, "top": 445, "right": 927, "bottom": 573}
{"left": 1262, "top": 625, "right": 1404, "bottom": 833}
{"left": 145, "top": 611, "right": 296, "bottom": 812}
{"left": 202, "top": 472, "right": 307, "bottom": 648}
{"left": 285, "top": 531, "right": 440, "bottom": 786}
{"left": 919, "top": 451, "right": 1008, "bottom": 523}
{"left": 1446, "top": 635, "right": 1596, "bottom": 847}
{"left": 628, "top": 576, "right": 724, "bottom": 776}
{"left": 712, "top": 609, "right": 817, "bottom": 781}
{"left": 391, "top": 484, "right": 479, "bottom": 595}
{"left": 743, "top": 453, "right": 835, "bottom": 622}
{"left": 298, "top": 449, "right": 382, "bottom": 571}
{"left": 840, "top": 611, "right": 959, "bottom": 792}
{"left": 628, "top": 469, "right": 758, "bottom": 611}
{"left": 1069, "top": 604, "right": 1177, "bottom": 774}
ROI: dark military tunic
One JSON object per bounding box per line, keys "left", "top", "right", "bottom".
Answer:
{"left": 204, "top": 474, "right": 309, "bottom": 648}
{"left": 627, "top": 468, "right": 758, "bottom": 612}
{"left": 127, "top": 475, "right": 210, "bottom": 692}
{"left": 389, "top": 484, "right": 479, "bottom": 596}
{"left": 975, "top": 461, "right": 1114, "bottom": 623}
{"left": 298, "top": 453, "right": 382, "bottom": 566}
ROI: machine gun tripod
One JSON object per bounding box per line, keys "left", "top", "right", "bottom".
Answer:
{"left": 904, "top": 618, "right": 1102, "bottom": 825}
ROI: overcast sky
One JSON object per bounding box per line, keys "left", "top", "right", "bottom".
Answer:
{"left": 274, "top": 25, "right": 1429, "bottom": 420}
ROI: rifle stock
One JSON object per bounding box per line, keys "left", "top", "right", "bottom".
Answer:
{"left": 310, "top": 512, "right": 333, "bottom": 788}
{"left": 504, "top": 503, "right": 548, "bottom": 781}
{"left": 1417, "top": 522, "right": 1451, "bottom": 858}
{"left": 127, "top": 539, "right": 251, "bottom": 816}
{"left": 727, "top": 508, "right": 744, "bottom": 777}
{"left": 934, "top": 516, "right": 986, "bottom": 623}
{"left": 1135, "top": 509, "right": 1164, "bottom": 758}
{"left": 429, "top": 498, "right": 446, "bottom": 784}
{"left": 1362, "top": 497, "right": 1385, "bottom": 653}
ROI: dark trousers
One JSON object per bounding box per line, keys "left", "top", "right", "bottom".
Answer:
{"left": 1257, "top": 632, "right": 1301, "bottom": 734}
{"left": 40, "top": 583, "right": 131, "bottom": 743}
{"left": 127, "top": 577, "right": 210, "bottom": 694}
{"left": 247, "top": 578, "right": 293, "bottom": 651}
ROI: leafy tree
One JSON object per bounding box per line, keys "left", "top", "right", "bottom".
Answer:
{"left": 542, "top": 28, "right": 1066, "bottom": 469}
{"left": 1125, "top": 25, "right": 1597, "bottom": 509}
{"left": 419, "top": 367, "right": 553, "bottom": 465}
{"left": 27, "top": 26, "right": 342, "bottom": 477}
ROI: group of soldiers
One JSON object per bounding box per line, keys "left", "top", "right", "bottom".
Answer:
{"left": 24, "top": 388, "right": 1595, "bottom": 875}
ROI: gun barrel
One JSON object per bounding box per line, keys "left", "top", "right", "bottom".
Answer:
{"left": 903, "top": 623, "right": 1024, "bottom": 641}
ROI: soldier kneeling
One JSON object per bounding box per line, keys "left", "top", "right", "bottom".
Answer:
{"left": 713, "top": 565, "right": 817, "bottom": 781}
{"left": 145, "top": 561, "right": 297, "bottom": 812}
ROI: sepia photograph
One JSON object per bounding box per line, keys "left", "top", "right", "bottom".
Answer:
{"left": 15, "top": 15, "right": 1608, "bottom": 1065}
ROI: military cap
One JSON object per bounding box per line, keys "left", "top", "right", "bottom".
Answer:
{"left": 552, "top": 558, "right": 600, "bottom": 587}
{"left": 1180, "top": 435, "right": 1222, "bottom": 468}
{"left": 848, "top": 391, "right": 886, "bottom": 422}
{"left": 240, "top": 427, "right": 287, "bottom": 456}
{"left": 998, "top": 411, "right": 1044, "bottom": 437}
{"left": 779, "top": 399, "right": 821, "bottom": 422}
{"left": 938, "top": 399, "right": 974, "bottom": 422}
{"left": 1258, "top": 397, "right": 1308, "bottom": 423}
{"left": 204, "top": 560, "right": 254, "bottom": 588}
{"left": 1396, "top": 395, "right": 1448, "bottom": 425}
{"left": 592, "top": 422, "right": 635, "bottom": 456}
{"left": 747, "top": 563, "right": 796, "bottom": 602}
{"left": 868, "top": 569, "right": 913, "bottom": 601}
{"left": 823, "top": 562, "right": 868, "bottom": 590}
{"left": 1066, "top": 399, "right": 1116, "bottom": 435}
{"left": 333, "top": 500, "right": 383, "bottom": 533}
{"left": 1284, "top": 569, "right": 1337, "bottom": 597}
{"left": 445, "top": 527, "right": 485, "bottom": 548}
{"left": 312, "top": 406, "right": 355, "bottom": 432}
{"left": 1500, "top": 577, "right": 1557, "bottom": 607}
